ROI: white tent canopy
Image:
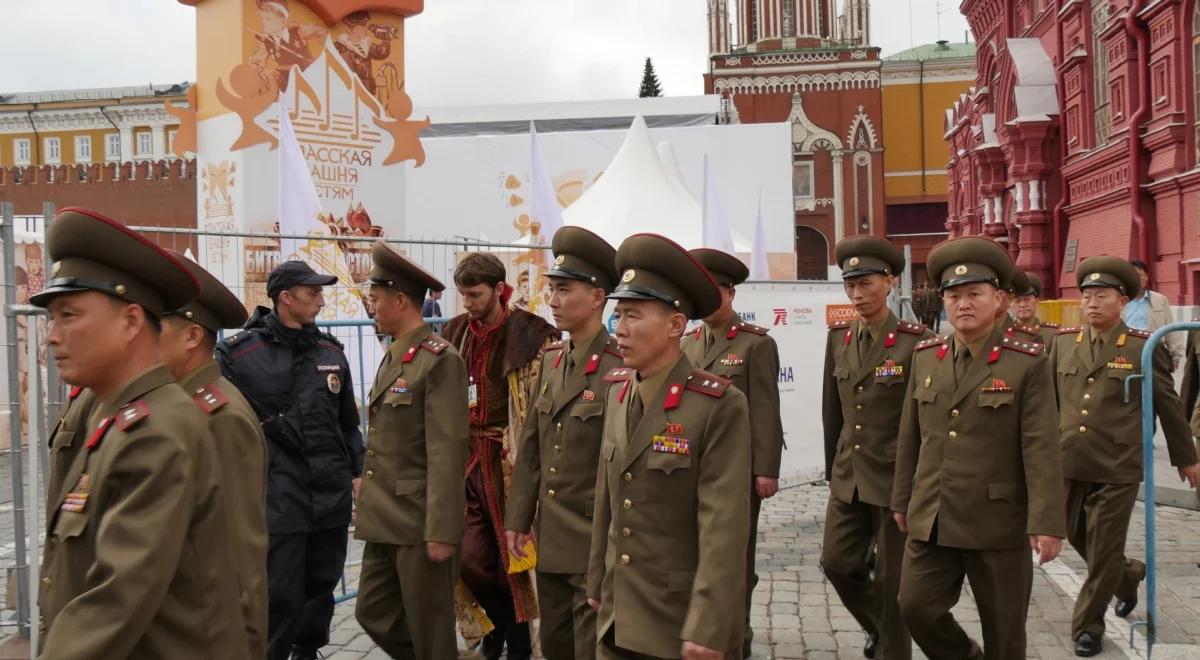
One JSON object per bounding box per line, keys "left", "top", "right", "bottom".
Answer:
{"left": 564, "top": 115, "right": 751, "bottom": 252}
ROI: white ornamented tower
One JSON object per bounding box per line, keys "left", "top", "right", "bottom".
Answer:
{"left": 704, "top": 0, "right": 883, "bottom": 279}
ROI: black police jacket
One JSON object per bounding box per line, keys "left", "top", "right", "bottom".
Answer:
{"left": 215, "top": 306, "right": 363, "bottom": 534}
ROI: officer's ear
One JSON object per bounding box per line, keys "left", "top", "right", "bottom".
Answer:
{"left": 665, "top": 309, "right": 689, "bottom": 341}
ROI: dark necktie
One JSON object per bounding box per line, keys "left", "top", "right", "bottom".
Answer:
{"left": 955, "top": 346, "right": 973, "bottom": 385}
{"left": 626, "top": 389, "right": 645, "bottom": 438}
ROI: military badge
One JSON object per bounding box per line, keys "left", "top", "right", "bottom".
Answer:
{"left": 652, "top": 434, "right": 690, "bottom": 455}
{"left": 61, "top": 474, "right": 91, "bottom": 513}
{"left": 982, "top": 378, "right": 1012, "bottom": 393}
{"left": 666, "top": 423, "right": 684, "bottom": 435}
{"left": 875, "top": 360, "right": 903, "bottom": 378}
{"left": 389, "top": 378, "right": 408, "bottom": 394}
{"left": 582, "top": 389, "right": 595, "bottom": 401}
{"left": 1116, "top": 333, "right": 1127, "bottom": 347}
{"left": 719, "top": 353, "right": 744, "bottom": 367}
{"left": 327, "top": 373, "right": 342, "bottom": 394}
{"left": 1107, "top": 356, "right": 1134, "bottom": 371}
{"left": 924, "top": 376, "right": 932, "bottom": 388}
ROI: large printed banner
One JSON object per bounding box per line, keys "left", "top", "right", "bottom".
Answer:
{"left": 714, "top": 281, "right": 849, "bottom": 480}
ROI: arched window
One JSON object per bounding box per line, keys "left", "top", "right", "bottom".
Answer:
{"left": 1193, "top": 2, "right": 1200, "bottom": 162}
{"left": 1092, "top": 0, "right": 1111, "bottom": 146}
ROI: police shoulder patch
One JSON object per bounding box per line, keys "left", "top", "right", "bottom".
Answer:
{"left": 114, "top": 400, "right": 151, "bottom": 432}
{"left": 421, "top": 336, "right": 450, "bottom": 354}
{"left": 1000, "top": 336, "right": 1043, "bottom": 356}
{"left": 828, "top": 319, "right": 852, "bottom": 331}
{"left": 223, "top": 331, "right": 249, "bottom": 347}
{"left": 603, "top": 367, "right": 635, "bottom": 382}
{"left": 192, "top": 385, "right": 229, "bottom": 415}
{"left": 1057, "top": 326, "right": 1081, "bottom": 335}
{"left": 686, "top": 370, "right": 732, "bottom": 397}
{"left": 915, "top": 336, "right": 946, "bottom": 352}
{"left": 1127, "top": 328, "right": 1152, "bottom": 339}
{"left": 736, "top": 322, "right": 768, "bottom": 336}
{"left": 897, "top": 320, "right": 927, "bottom": 335}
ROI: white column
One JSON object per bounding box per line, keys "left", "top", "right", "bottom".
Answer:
{"left": 119, "top": 127, "right": 133, "bottom": 164}
{"left": 832, "top": 150, "right": 845, "bottom": 245}
{"left": 151, "top": 125, "right": 167, "bottom": 161}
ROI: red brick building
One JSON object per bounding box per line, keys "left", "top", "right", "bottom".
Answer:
{"left": 705, "top": 0, "right": 885, "bottom": 279}
{"left": 946, "top": 0, "right": 1200, "bottom": 302}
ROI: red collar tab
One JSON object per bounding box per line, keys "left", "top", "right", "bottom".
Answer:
{"left": 86, "top": 417, "right": 114, "bottom": 451}
{"left": 585, "top": 353, "right": 601, "bottom": 375}
{"left": 402, "top": 345, "right": 418, "bottom": 364}
{"left": 554, "top": 350, "right": 564, "bottom": 369}
{"left": 936, "top": 344, "right": 950, "bottom": 361}
{"left": 987, "top": 345, "right": 1001, "bottom": 364}
{"left": 663, "top": 383, "right": 684, "bottom": 410}
{"left": 69, "top": 386, "right": 83, "bottom": 400}
{"left": 844, "top": 330, "right": 852, "bottom": 345}
{"left": 884, "top": 332, "right": 896, "bottom": 348}
{"left": 726, "top": 326, "right": 738, "bottom": 340}
{"left": 618, "top": 380, "right": 631, "bottom": 403}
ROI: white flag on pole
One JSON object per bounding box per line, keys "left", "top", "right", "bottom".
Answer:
{"left": 277, "top": 95, "right": 383, "bottom": 395}
{"left": 701, "top": 155, "right": 736, "bottom": 253}
{"left": 749, "top": 190, "right": 770, "bottom": 280}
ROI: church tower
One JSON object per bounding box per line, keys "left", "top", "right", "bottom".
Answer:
{"left": 706, "top": 0, "right": 872, "bottom": 54}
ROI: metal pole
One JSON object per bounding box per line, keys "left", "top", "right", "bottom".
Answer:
{"left": 2, "top": 201, "right": 31, "bottom": 637}
{"left": 26, "top": 320, "right": 41, "bottom": 656}
{"left": 40, "top": 203, "right": 56, "bottom": 489}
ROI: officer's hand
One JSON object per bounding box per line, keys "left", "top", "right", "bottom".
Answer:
{"left": 681, "top": 641, "right": 722, "bottom": 660}
{"left": 587, "top": 597, "right": 600, "bottom": 611}
{"left": 505, "top": 529, "right": 531, "bottom": 559}
{"left": 426, "top": 541, "right": 455, "bottom": 563}
{"left": 353, "top": 477, "right": 362, "bottom": 502}
{"left": 755, "top": 476, "right": 780, "bottom": 499}
{"left": 893, "top": 512, "right": 907, "bottom": 533}
{"left": 1029, "top": 535, "right": 1063, "bottom": 565}
{"left": 1179, "top": 464, "right": 1200, "bottom": 488}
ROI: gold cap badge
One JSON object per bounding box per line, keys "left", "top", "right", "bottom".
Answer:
{"left": 622, "top": 269, "right": 636, "bottom": 283}
{"left": 954, "top": 265, "right": 968, "bottom": 275}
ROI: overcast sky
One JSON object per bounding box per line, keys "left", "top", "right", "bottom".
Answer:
{"left": 0, "top": 0, "right": 970, "bottom": 105}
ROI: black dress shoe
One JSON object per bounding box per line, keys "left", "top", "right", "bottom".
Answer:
{"left": 1115, "top": 595, "right": 1138, "bottom": 618}
{"left": 863, "top": 633, "right": 878, "bottom": 658}
{"left": 1075, "top": 632, "right": 1102, "bottom": 657}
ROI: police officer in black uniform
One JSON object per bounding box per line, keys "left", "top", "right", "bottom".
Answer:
{"left": 216, "top": 260, "right": 364, "bottom": 660}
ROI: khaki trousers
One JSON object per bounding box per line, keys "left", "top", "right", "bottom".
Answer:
{"left": 1065, "top": 479, "right": 1144, "bottom": 639}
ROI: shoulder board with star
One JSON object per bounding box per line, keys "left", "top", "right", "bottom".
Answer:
{"left": 828, "top": 319, "right": 852, "bottom": 331}
{"left": 897, "top": 320, "right": 927, "bottom": 336}
{"left": 1000, "top": 336, "right": 1044, "bottom": 356}
{"left": 114, "top": 401, "right": 151, "bottom": 432}
{"left": 1126, "top": 328, "right": 1152, "bottom": 339}
{"left": 735, "top": 322, "right": 768, "bottom": 336}
{"left": 915, "top": 336, "right": 946, "bottom": 352}
{"left": 1057, "top": 326, "right": 1081, "bottom": 335}
{"left": 546, "top": 339, "right": 568, "bottom": 351}
{"left": 421, "top": 336, "right": 450, "bottom": 354}
{"left": 603, "top": 367, "right": 635, "bottom": 382}
{"left": 192, "top": 384, "right": 229, "bottom": 415}
{"left": 686, "top": 370, "right": 732, "bottom": 397}
{"left": 1041, "top": 321, "right": 1060, "bottom": 329}
{"left": 1012, "top": 323, "right": 1040, "bottom": 336}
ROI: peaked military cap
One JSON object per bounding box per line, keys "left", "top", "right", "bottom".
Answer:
{"left": 835, "top": 236, "right": 905, "bottom": 279}
{"left": 1005, "top": 268, "right": 1031, "bottom": 296}
{"left": 369, "top": 241, "right": 445, "bottom": 298}
{"left": 165, "top": 252, "right": 249, "bottom": 332}
{"left": 609, "top": 234, "right": 721, "bottom": 320}
{"left": 926, "top": 236, "right": 1013, "bottom": 292}
{"left": 1023, "top": 272, "right": 1044, "bottom": 298}
{"left": 1076, "top": 256, "right": 1141, "bottom": 299}
{"left": 545, "top": 226, "right": 619, "bottom": 293}
{"left": 690, "top": 248, "right": 750, "bottom": 287}
{"left": 30, "top": 207, "right": 198, "bottom": 314}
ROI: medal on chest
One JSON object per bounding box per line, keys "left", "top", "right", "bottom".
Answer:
{"left": 389, "top": 378, "right": 408, "bottom": 394}
{"left": 718, "top": 353, "right": 744, "bottom": 367}
{"left": 61, "top": 474, "right": 90, "bottom": 514}
{"left": 875, "top": 359, "right": 903, "bottom": 378}
{"left": 652, "top": 423, "right": 690, "bottom": 455}
{"left": 1107, "top": 355, "right": 1134, "bottom": 371}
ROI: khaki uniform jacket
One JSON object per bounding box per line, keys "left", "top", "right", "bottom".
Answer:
{"left": 181, "top": 362, "right": 269, "bottom": 659}
{"left": 44, "top": 388, "right": 97, "bottom": 526}
{"left": 507, "top": 329, "right": 624, "bottom": 574}
{"left": 681, "top": 317, "right": 784, "bottom": 478}
{"left": 587, "top": 356, "right": 751, "bottom": 658}
{"left": 356, "top": 325, "right": 469, "bottom": 546}
{"left": 1050, "top": 322, "right": 1198, "bottom": 484}
{"left": 821, "top": 313, "right": 932, "bottom": 506}
{"left": 40, "top": 366, "right": 250, "bottom": 659}
{"left": 892, "top": 328, "right": 1067, "bottom": 549}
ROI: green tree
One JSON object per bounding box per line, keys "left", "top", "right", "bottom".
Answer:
{"left": 638, "top": 57, "right": 663, "bottom": 98}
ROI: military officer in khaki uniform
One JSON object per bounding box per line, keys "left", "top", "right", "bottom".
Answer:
{"left": 892, "top": 237, "right": 1066, "bottom": 660}
{"left": 159, "top": 254, "right": 269, "bottom": 658}
{"left": 682, "top": 248, "right": 783, "bottom": 657}
{"left": 1009, "top": 271, "right": 1059, "bottom": 345}
{"left": 1048, "top": 256, "right": 1200, "bottom": 656}
{"left": 587, "top": 233, "right": 751, "bottom": 660}
{"left": 34, "top": 207, "right": 250, "bottom": 659}
{"left": 506, "top": 226, "right": 623, "bottom": 660}
{"left": 354, "top": 241, "right": 470, "bottom": 658}
{"left": 820, "top": 237, "right": 931, "bottom": 660}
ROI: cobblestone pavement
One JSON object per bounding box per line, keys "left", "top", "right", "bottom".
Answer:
{"left": 1, "top": 452, "right": 1198, "bottom": 658}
